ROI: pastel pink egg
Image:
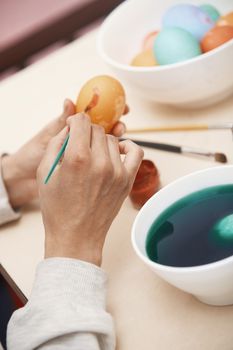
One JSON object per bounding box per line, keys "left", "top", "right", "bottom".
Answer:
{"left": 142, "top": 31, "right": 159, "bottom": 50}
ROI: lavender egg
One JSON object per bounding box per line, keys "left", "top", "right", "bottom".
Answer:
{"left": 162, "top": 4, "right": 215, "bottom": 41}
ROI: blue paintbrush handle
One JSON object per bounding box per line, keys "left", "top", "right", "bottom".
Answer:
{"left": 44, "top": 134, "right": 70, "bottom": 184}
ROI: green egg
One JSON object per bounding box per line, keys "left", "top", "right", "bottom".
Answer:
{"left": 153, "top": 27, "right": 201, "bottom": 65}
{"left": 200, "top": 4, "right": 220, "bottom": 22}
{"left": 212, "top": 214, "right": 233, "bottom": 242}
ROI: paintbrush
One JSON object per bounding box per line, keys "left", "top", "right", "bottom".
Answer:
{"left": 126, "top": 123, "right": 233, "bottom": 133}
{"left": 44, "top": 92, "right": 99, "bottom": 184}
{"left": 123, "top": 139, "right": 227, "bottom": 163}
{"left": 45, "top": 117, "right": 229, "bottom": 183}
{"left": 44, "top": 134, "right": 69, "bottom": 184}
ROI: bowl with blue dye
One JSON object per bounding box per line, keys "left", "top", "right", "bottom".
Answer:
{"left": 132, "top": 165, "right": 233, "bottom": 306}
{"left": 98, "top": 0, "right": 233, "bottom": 108}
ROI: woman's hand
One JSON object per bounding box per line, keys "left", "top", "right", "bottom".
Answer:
{"left": 37, "top": 114, "right": 143, "bottom": 266}
{"left": 1, "top": 100, "right": 126, "bottom": 209}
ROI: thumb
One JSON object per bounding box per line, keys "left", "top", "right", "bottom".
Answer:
{"left": 37, "top": 126, "right": 69, "bottom": 179}
{"left": 60, "top": 99, "right": 76, "bottom": 123}
{"left": 37, "top": 99, "right": 75, "bottom": 143}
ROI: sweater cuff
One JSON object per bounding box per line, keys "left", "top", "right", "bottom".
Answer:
{"left": 0, "top": 154, "right": 21, "bottom": 225}
{"left": 29, "top": 258, "right": 108, "bottom": 309}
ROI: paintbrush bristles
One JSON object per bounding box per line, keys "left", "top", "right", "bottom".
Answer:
{"left": 214, "top": 153, "right": 228, "bottom": 163}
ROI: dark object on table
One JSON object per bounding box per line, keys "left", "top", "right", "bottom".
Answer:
{"left": 0, "top": 265, "right": 27, "bottom": 349}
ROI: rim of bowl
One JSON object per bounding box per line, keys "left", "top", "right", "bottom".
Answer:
{"left": 131, "top": 164, "right": 233, "bottom": 274}
{"left": 97, "top": 0, "right": 233, "bottom": 73}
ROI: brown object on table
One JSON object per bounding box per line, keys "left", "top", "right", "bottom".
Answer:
{"left": 130, "top": 159, "right": 160, "bottom": 210}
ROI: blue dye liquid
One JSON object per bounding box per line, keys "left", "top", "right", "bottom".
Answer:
{"left": 146, "top": 184, "right": 233, "bottom": 267}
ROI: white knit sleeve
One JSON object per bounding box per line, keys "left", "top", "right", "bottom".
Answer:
{"left": 7, "top": 258, "right": 115, "bottom": 350}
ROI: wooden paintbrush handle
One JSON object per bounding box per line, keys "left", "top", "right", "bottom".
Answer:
{"left": 126, "top": 125, "right": 209, "bottom": 133}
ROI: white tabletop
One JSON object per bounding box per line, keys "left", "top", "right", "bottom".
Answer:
{"left": 1, "top": 29, "right": 233, "bottom": 350}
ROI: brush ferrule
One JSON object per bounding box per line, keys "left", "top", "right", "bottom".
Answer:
{"left": 181, "top": 146, "right": 214, "bottom": 158}
{"left": 209, "top": 123, "right": 233, "bottom": 130}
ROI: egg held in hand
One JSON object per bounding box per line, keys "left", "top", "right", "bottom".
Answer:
{"left": 76, "top": 75, "right": 126, "bottom": 133}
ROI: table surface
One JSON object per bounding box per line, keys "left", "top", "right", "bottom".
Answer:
{"left": 1, "top": 29, "right": 233, "bottom": 350}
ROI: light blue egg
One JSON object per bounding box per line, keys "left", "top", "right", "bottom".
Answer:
{"left": 153, "top": 27, "right": 201, "bottom": 65}
{"left": 200, "top": 4, "right": 220, "bottom": 22}
{"left": 162, "top": 4, "right": 215, "bottom": 41}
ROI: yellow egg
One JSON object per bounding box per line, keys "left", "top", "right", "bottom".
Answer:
{"left": 131, "top": 50, "right": 157, "bottom": 67}
{"left": 217, "top": 12, "right": 233, "bottom": 27}
{"left": 76, "top": 75, "right": 126, "bottom": 133}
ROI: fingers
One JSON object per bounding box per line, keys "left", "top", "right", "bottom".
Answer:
{"left": 111, "top": 121, "right": 126, "bottom": 137}
{"left": 37, "top": 99, "right": 75, "bottom": 143}
{"left": 91, "top": 124, "right": 109, "bottom": 158}
{"left": 38, "top": 126, "right": 69, "bottom": 176}
{"left": 119, "top": 140, "right": 144, "bottom": 184}
{"left": 106, "top": 135, "right": 122, "bottom": 169}
{"left": 61, "top": 99, "right": 76, "bottom": 122}
{"left": 65, "top": 113, "right": 91, "bottom": 163}
{"left": 110, "top": 103, "right": 128, "bottom": 137}
{"left": 50, "top": 99, "right": 76, "bottom": 134}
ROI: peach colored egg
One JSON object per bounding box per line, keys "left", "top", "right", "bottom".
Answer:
{"left": 76, "top": 75, "right": 126, "bottom": 133}
{"left": 217, "top": 12, "right": 233, "bottom": 27}
{"left": 131, "top": 49, "right": 157, "bottom": 67}
{"left": 201, "top": 25, "right": 233, "bottom": 52}
{"left": 142, "top": 31, "right": 159, "bottom": 50}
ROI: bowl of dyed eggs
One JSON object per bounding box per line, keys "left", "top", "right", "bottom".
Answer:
{"left": 98, "top": 0, "right": 233, "bottom": 107}
{"left": 132, "top": 165, "right": 233, "bottom": 306}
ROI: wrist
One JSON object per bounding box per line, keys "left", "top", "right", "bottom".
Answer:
{"left": 44, "top": 236, "right": 103, "bottom": 266}
{"left": 1, "top": 154, "right": 28, "bottom": 208}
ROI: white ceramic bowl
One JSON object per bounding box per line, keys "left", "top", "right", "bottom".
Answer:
{"left": 132, "top": 165, "right": 233, "bottom": 306}
{"left": 98, "top": 0, "right": 233, "bottom": 108}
